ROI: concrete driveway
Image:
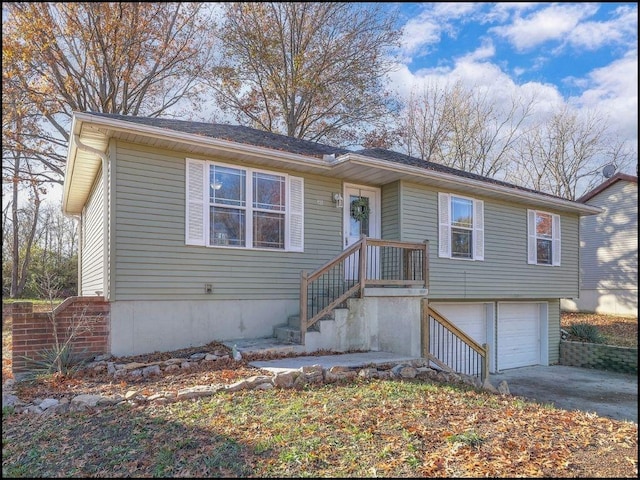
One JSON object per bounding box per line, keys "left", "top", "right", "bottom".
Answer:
{"left": 491, "top": 365, "right": 638, "bottom": 424}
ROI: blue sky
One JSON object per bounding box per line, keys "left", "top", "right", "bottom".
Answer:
{"left": 384, "top": 2, "right": 638, "bottom": 171}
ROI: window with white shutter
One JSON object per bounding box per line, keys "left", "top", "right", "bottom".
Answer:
{"left": 185, "top": 159, "right": 206, "bottom": 246}
{"left": 438, "top": 192, "right": 484, "bottom": 261}
{"left": 185, "top": 158, "right": 304, "bottom": 251}
{"left": 527, "top": 209, "right": 561, "bottom": 266}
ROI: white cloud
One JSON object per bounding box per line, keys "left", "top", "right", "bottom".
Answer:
{"left": 570, "top": 50, "right": 638, "bottom": 144}
{"left": 483, "top": 3, "right": 539, "bottom": 24}
{"left": 400, "top": 15, "right": 441, "bottom": 57}
{"left": 567, "top": 4, "right": 638, "bottom": 50}
{"left": 491, "top": 3, "right": 599, "bottom": 51}
{"left": 399, "top": 2, "right": 482, "bottom": 58}
{"left": 431, "top": 2, "right": 478, "bottom": 18}
{"left": 459, "top": 39, "right": 496, "bottom": 62}
{"left": 391, "top": 53, "right": 564, "bottom": 117}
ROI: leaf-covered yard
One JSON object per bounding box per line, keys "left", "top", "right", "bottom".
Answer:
{"left": 2, "top": 312, "right": 638, "bottom": 477}
{"left": 3, "top": 376, "right": 638, "bottom": 478}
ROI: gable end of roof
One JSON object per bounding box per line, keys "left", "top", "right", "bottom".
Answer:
{"left": 577, "top": 173, "right": 638, "bottom": 203}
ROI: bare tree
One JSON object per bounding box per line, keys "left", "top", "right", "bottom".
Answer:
{"left": 509, "top": 106, "right": 635, "bottom": 200}
{"left": 2, "top": 2, "right": 217, "bottom": 184}
{"left": 210, "top": 2, "right": 402, "bottom": 146}
{"left": 399, "top": 81, "right": 454, "bottom": 161}
{"left": 2, "top": 82, "right": 47, "bottom": 298}
{"left": 397, "top": 81, "right": 537, "bottom": 179}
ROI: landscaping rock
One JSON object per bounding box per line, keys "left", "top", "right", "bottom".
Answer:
{"left": 6, "top": 349, "right": 499, "bottom": 417}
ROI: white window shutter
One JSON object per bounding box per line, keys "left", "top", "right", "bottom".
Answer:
{"left": 438, "top": 193, "right": 451, "bottom": 258}
{"left": 527, "top": 209, "right": 536, "bottom": 264}
{"left": 287, "top": 176, "right": 304, "bottom": 252}
{"left": 473, "top": 199, "right": 484, "bottom": 261}
{"left": 552, "top": 214, "right": 561, "bottom": 266}
{"left": 185, "top": 159, "right": 206, "bottom": 246}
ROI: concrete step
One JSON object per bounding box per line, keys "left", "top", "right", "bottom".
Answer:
{"left": 274, "top": 325, "right": 302, "bottom": 344}
{"left": 287, "top": 312, "right": 333, "bottom": 329}
{"left": 223, "top": 337, "right": 307, "bottom": 356}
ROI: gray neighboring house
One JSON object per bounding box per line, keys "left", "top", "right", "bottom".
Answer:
{"left": 62, "top": 112, "right": 600, "bottom": 372}
{"left": 562, "top": 173, "right": 638, "bottom": 316}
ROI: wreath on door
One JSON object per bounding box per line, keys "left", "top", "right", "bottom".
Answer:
{"left": 350, "top": 197, "right": 370, "bottom": 222}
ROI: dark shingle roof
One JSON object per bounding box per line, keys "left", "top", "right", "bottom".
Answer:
{"left": 356, "top": 148, "right": 551, "bottom": 197}
{"left": 86, "top": 112, "right": 351, "bottom": 158}
{"left": 84, "top": 112, "right": 566, "bottom": 200}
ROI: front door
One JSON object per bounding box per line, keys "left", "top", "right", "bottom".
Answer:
{"left": 343, "top": 184, "right": 381, "bottom": 279}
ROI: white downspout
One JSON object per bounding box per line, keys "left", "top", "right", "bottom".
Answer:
{"left": 73, "top": 134, "right": 109, "bottom": 300}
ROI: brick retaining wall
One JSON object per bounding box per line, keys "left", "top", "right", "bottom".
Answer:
{"left": 559, "top": 340, "right": 637, "bottom": 374}
{"left": 11, "top": 297, "right": 110, "bottom": 375}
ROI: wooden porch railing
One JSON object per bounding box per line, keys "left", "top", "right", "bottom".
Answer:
{"left": 422, "top": 301, "right": 490, "bottom": 383}
{"left": 299, "top": 236, "right": 429, "bottom": 344}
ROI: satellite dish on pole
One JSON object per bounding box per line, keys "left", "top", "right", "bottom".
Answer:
{"left": 602, "top": 164, "right": 616, "bottom": 179}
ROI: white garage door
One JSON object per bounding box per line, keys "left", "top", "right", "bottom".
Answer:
{"left": 429, "top": 303, "right": 487, "bottom": 375}
{"left": 497, "top": 303, "right": 541, "bottom": 370}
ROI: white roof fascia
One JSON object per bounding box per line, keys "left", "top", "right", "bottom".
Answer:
{"left": 336, "top": 153, "right": 602, "bottom": 216}
{"left": 62, "top": 116, "right": 82, "bottom": 215}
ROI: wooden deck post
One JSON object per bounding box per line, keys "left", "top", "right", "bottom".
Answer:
{"left": 359, "top": 235, "right": 367, "bottom": 297}
{"left": 482, "top": 343, "right": 490, "bottom": 383}
{"left": 421, "top": 299, "right": 430, "bottom": 358}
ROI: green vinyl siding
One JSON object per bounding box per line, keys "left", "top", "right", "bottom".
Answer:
{"left": 399, "top": 182, "right": 580, "bottom": 299}
{"left": 113, "top": 141, "right": 343, "bottom": 301}
{"left": 381, "top": 181, "right": 401, "bottom": 240}
{"left": 81, "top": 166, "right": 105, "bottom": 296}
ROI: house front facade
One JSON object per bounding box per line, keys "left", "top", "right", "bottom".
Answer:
{"left": 562, "top": 173, "right": 638, "bottom": 316}
{"left": 63, "top": 112, "right": 600, "bottom": 372}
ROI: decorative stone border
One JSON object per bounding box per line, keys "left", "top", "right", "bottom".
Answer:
{"left": 2, "top": 355, "right": 505, "bottom": 416}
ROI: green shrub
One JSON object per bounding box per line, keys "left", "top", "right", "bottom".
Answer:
{"left": 569, "top": 322, "right": 605, "bottom": 344}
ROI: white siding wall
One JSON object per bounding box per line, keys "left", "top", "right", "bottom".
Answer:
{"left": 570, "top": 179, "right": 638, "bottom": 315}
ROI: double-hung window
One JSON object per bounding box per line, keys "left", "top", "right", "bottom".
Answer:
{"left": 186, "top": 158, "right": 304, "bottom": 251}
{"left": 438, "top": 192, "right": 484, "bottom": 261}
{"left": 527, "top": 210, "right": 560, "bottom": 265}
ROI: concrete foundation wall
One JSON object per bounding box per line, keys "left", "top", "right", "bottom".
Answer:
{"left": 562, "top": 289, "right": 638, "bottom": 317}
{"left": 305, "top": 289, "right": 425, "bottom": 357}
{"left": 109, "top": 299, "right": 298, "bottom": 356}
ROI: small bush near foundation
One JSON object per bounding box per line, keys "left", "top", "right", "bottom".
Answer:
{"left": 569, "top": 322, "right": 605, "bottom": 344}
